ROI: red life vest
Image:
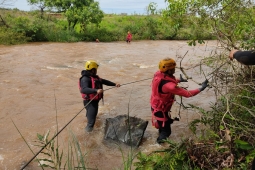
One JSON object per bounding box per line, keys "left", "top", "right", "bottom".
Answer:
{"left": 126, "top": 34, "right": 132, "bottom": 41}
{"left": 150, "top": 71, "right": 177, "bottom": 128}
{"left": 79, "top": 76, "right": 103, "bottom": 101}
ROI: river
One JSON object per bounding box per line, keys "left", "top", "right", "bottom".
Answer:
{"left": 0, "top": 40, "right": 219, "bottom": 170}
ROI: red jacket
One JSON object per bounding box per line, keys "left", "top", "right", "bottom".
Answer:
{"left": 126, "top": 33, "right": 132, "bottom": 41}
{"left": 150, "top": 71, "right": 200, "bottom": 127}
{"left": 151, "top": 71, "right": 177, "bottom": 113}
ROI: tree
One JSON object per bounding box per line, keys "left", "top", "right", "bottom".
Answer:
{"left": 27, "top": 0, "right": 50, "bottom": 18}
{"left": 26, "top": 0, "right": 104, "bottom": 31}
{"left": 51, "top": 0, "right": 103, "bottom": 30}
{"left": 0, "top": 0, "right": 15, "bottom": 7}
{"left": 163, "top": 0, "right": 255, "bottom": 49}
{"left": 0, "top": 0, "right": 16, "bottom": 28}
{"left": 146, "top": 2, "right": 158, "bottom": 15}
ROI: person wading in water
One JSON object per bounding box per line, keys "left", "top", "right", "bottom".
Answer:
{"left": 150, "top": 58, "right": 209, "bottom": 144}
{"left": 79, "top": 60, "right": 120, "bottom": 132}
{"left": 126, "top": 31, "right": 132, "bottom": 44}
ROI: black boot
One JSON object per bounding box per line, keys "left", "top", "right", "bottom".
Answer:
{"left": 156, "top": 133, "right": 168, "bottom": 144}
{"left": 85, "top": 126, "right": 93, "bottom": 132}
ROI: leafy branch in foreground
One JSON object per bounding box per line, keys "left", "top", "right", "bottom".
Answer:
{"left": 33, "top": 130, "right": 65, "bottom": 169}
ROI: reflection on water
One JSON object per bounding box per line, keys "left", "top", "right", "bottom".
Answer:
{"left": 0, "top": 40, "right": 219, "bottom": 170}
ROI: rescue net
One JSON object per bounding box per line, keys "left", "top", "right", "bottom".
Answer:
{"left": 104, "top": 115, "right": 148, "bottom": 147}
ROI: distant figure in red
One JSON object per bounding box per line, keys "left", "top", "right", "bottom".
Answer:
{"left": 126, "top": 31, "right": 132, "bottom": 43}
{"left": 96, "top": 39, "right": 100, "bottom": 43}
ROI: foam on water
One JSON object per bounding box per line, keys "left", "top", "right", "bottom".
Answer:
{"left": 108, "top": 58, "right": 122, "bottom": 64}
{"left": 133, "top": 63, "right": 155, "bottom": 68}
{"left": 0, "top": 155, "right": 4, "bottom": 161}
{"left": 46, "top": 65, "right": 72, "bottom": 70}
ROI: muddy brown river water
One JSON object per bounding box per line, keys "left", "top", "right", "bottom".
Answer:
{"left": 0, "top": 40, "right": 219, "bottom": 170}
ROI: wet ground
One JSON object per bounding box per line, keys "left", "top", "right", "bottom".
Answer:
{"left": 0, "top": 40, "right": 219, "bottom": 169}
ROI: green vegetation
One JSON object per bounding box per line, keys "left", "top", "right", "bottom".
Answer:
{"left": 0, "top": 7, "right": 214, "bottom": 45}
{"left": 5, "top": 0, "right": 255, "bottom": 169}
{"left": 33, "top": 130, "right": 90, "bottom": 169}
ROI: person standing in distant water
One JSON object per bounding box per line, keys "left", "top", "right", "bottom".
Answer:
{"left": 126, "top": 31, "right": 132, "bottom": 44}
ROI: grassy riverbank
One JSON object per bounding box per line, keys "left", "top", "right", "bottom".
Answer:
{"left": 0, "top": 9, "right": 214, "bottom": 45}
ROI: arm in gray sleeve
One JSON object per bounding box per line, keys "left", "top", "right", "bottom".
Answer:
{"left": 102, "top": 78, "right": 116, "bottom": 86}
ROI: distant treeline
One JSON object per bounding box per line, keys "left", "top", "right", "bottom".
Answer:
{"left": 0, "top": 9, "right": 216, "bottom": 45}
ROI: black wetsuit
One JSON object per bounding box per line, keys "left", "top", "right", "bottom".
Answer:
{"left": 80, "top": 70, "right": 116, "bottom": 129}
{"left": 152, "top": 109, "right": 173, "bottom": 143}
{"left": 234, "top": 50, "right": 255, "bottom": 65}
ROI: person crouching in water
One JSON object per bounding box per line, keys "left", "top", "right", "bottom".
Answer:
{"left": 150, "top": 58, "right": 209, "bottom": 144}
{"left": 79, "top": 60, "right": 120, "bottom": 132}
{"left": 126, "top": 31, "right": 132, "bottom": 43}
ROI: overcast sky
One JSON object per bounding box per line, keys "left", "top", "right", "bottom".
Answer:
{"left": 10, "top": 0, "right": 168, "bottom": 14}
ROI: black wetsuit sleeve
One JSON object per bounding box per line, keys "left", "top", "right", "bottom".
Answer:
{"left": 234, "top": 50, "right": 255, "bottom": 65}
{"left": 80, "top": 76, "right": 97, "bottom": 94}
{"left": 101, "top": 79, "right": 116, "bottom": 86}
{"left": 158, "top": 80, "right": 169, "bottom": 93}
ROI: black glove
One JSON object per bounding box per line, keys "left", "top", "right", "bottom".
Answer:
{"left": 174, "top": 117, "right": 180, "bottom": 121}
{"left": 180, "top": 74, "right": 188, "bottom": 82}
{"left": 199, "top": 79, "right": 209, "bottom": 91}
{"left": 169, "top": 117, "right": 180, "bottom": 124}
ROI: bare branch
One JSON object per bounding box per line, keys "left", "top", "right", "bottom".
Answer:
{"left": 0, "top": 0, "right": 16, "bottom": 7}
